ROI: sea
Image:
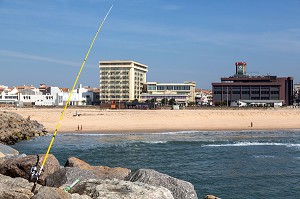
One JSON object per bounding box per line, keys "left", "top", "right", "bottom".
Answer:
{"left": 13, "top": 130, "right": 300, "bottom": 199}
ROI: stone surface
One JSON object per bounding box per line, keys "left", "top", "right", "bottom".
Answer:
{"left": 0, "top": 173, "right": 41, "bottom": 199}
{"left": 65, "top": 157, "right": 131, "bottom": 180}
{"left": 0, "top": 143, "right": 19, "bottom": 157}
{"left": 126, "top": 169, "right": 198, "bottom": 199}
{"left": 0, "top": 111, "right": 47, "bottom": 145}
{"left": 0, "top": 154, "right": 60, "bottom": 185}
{"left": 203, "top": 195, "right": 221, "bottom": 199}
{"left": 71, "top": 178, "right": 174, "bottom": 199}
{"left": 46, "top": 167, "right": 100, "bottom": 188}
{"left": 31, "top": 186, "right": 71, "bottom": 199}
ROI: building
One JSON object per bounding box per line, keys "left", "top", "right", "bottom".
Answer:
{"left": 294, "top": 82, "right": 300, "bottom": 105}
{"left": 140, "top": 81, "right": 196, "bottom": 105}
{"left": 195, "top": 89, "right": 213, "bottom": 106}
{"left": 212, "top": 62, "right": 294, "bottom": 106}
{"left": 99, "top": 60, "right": 148, "bottom": 103}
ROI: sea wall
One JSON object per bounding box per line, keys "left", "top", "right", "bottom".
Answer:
{"left": 0, "top": 111, "right": 47, "bottom": 145}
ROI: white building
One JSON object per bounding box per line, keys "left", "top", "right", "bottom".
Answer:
{"left": 99, "top": 60, "right": 148, "bottom": 102}
{"left": 140, "top": 81, "right": 196, "bottom": 105}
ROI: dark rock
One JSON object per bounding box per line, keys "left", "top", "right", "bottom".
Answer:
{"left": 46, "top": 167, "right": 100, "bottom": 188}
{"left": 71, "top": 178, "right": 174, "bottom": 199}
{"left": 65, "top": 157, "right": 131, "bottom": 180}
{"left": 0, "top": 154, "right": 60, "bottom": 185}
{"left": 126, "top": 169, "right": 198, "bottom": 199}
{"left": 0, "top": 173, "right": 41, "bottom": 199}
{"left": 0, "top": 111, "right": 47, "bottom": 145}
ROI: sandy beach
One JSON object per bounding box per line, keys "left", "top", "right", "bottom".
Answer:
{"left": 2, "top": 107, "right": 300, "bottom": 133}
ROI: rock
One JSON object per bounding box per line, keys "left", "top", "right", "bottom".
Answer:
{"left": 32, "top": 186, "right": 95, "bottom": 199}
{"left": 203, "top": 195, "right": 221, "bottom": 199}
{"left": 0, "top": 143, "right": 19, "bottom": 157}
{"left": 0, "top": 154, "right": 60, "bottom": 185}
{"left": 0, "top": 173, "right": 41, "bottom": 199}
{"left": 65, "top": 157, "right": 93, "bottom": 170}
{"left": 0, "top": 111, "right": 47, "bottom": 145}
{"left": 65, "top": 157, "right": 131, "bottom": 180}
{"left": 71, "top": 178, "right": 174, "bottom": 199}
{"left": 46, "top": 167, "right": 100, "bottom": 188}
{"left": 126, "top": 169, "right": 198, "bottom": 199}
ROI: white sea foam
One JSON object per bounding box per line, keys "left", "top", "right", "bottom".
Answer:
{"left": 204, "top": 142, "right": 300, "bottom": 148}
{"left": 141, "top": 141, "right": 168, "bottom": 144}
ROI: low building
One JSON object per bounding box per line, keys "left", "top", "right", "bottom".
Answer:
{"left": 230, "top": 99, "right": 283, "bottom": 107}
{"left": 140, "top": 81, "right": 196, "bottom": 106}
{"left": 294, "top": 82, "right": 300, "bottom": 105}
{"left": 195, "top": 89, "right": 212, "bottom": 106}
{"left": 212, "top": 62, "right": 294, "bottom": 106}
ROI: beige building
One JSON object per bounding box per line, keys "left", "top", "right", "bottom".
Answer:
{"left": 99, "top": 60, "right": 148, "bottom": 102}
{"left": 141, "top": 81, "right": 196, "bottom": 105}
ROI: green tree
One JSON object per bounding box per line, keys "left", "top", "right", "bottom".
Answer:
{"left": 161, "top": 98, "right": 168, "bottom": 106}
{"left": 168, "top": 98, "right": 176, "bottom": 105}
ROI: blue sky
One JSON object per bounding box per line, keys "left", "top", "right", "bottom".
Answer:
{"left": 1, "top": 0, "right": 300, "bottom": 89}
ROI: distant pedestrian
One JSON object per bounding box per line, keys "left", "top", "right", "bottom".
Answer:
{"left": 250, "top": 122, "right": 253, "bottom": 127}
{"left": 77, "top": 125, "right": 80, "bottom": 131}
{"left": 80, "top": 125, "right": 82, "bottom": 131}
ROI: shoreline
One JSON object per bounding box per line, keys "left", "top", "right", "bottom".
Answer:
{"left": 2, "top": 107, "right": 300, "bottom": 134}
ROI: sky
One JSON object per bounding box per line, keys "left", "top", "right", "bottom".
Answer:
{"left": 1, "top": 0, "right": 300, "bottom": 89}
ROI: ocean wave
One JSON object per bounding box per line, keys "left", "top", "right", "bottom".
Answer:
{"left": 140, "top": 141, "right": 168, "bottom": 144}
{"left": 204, "top": 142, "right": 300, "bottom": 148}
{"left": 253, "top": 155, "right": 275, "bottom": 158}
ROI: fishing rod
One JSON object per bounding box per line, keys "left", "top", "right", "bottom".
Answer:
{"left": 29, "top": 5, "right": 113, "bottom": 188}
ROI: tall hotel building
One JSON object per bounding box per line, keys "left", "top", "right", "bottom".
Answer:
{"left": 99, "top": 60, "right": 148, "bottom": 103}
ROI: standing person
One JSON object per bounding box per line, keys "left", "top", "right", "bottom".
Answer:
{"left": 80, "top": 125, "right": 82, "bottom": 131}
{"left": 251, "top": 122, "right": 253, "bottom": 127}
{"left": 77, "top": 125, "right": 80, "bottom": 131}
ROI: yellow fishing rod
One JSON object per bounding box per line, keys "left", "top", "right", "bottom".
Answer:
{"left": 29, "top": 5, "right": 113, "bottom": 186}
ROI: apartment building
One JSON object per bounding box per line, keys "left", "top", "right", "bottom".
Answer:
{"left": 140, "top": 81, "right": 196, "bottom": 105}
{"left": 99, "top": 60, "right": 148, "bottom": 103}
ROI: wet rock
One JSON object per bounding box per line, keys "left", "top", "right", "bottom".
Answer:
{"left": 126, "top": 169, "right": 198, "bottom": 199}
{"left": 0, "top": 173, "right": 41, "bottom": 199}
{"left": 0, "top": 111, "right": 47, "bottom": 145}
{"left": 65, "top": 157, "right": 131, "bottom": 180}
{"left": 71, "top": 178, "right": 174, "bottom": 199}
{"left": 0, "top": 154, "right": 60, "bottom": 185}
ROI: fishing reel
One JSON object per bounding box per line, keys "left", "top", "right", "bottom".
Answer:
{"left": 29, "top": 165, "right": 40, "bottom": 182}
{"left": 28, "top": 155, "right": 41, "bottom": 183}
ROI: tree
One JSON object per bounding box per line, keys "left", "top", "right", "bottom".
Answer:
{"left": 168, "top": 98, "right": 176, "bottom": 105}
{"left": 161, "top": 98, "right": 168, "bottom": 106}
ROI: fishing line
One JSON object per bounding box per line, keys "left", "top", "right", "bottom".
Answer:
{"left": 30, "top": 5, "right": 113, "bottom": 186}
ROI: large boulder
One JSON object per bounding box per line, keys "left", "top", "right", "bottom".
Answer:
{"left": 126, "top": 169, "right": 198, "bottom": 199}
{"left": 46, "top": 167, "right": 100, "bottom": 188}
{"left": 0, "top": 143, "right": 19, "bottom": 157}
{"left": 0, "top": 111, "right": 47, "bottom": 145}
{"left": 31, "top": 186, "right": 92, "bottom": 199}
{"left": 65, "top": 157, "right": 131, "bottom": 180}
{"left": 0, "top": 154, "right": 60, "bottom": 185}
{"left": 0, "top": 173, "right": 41, "bottom": 199}
{"left": 71, "top": 178, "right": 174, "bottom": 199}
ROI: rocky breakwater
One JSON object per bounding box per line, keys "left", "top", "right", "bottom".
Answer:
{"left": 0, "top": 111, "right": 47, "bottom": 145}
{"left": 0, "top": 151, "right": 201, "bottom": 199}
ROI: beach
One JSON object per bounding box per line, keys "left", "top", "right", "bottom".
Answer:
{"left": 2, "top": 107, "right": 300, "bottom": 133}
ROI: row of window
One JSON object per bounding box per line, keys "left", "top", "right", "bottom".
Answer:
{"left": 100, "top": 95, "right": 130, "bottom": 98}
{"left": 155, "top": 86, "right": 191, "bottom": 91}
{"left": 215, "top": 91, "right": 280, "bottom": 95}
